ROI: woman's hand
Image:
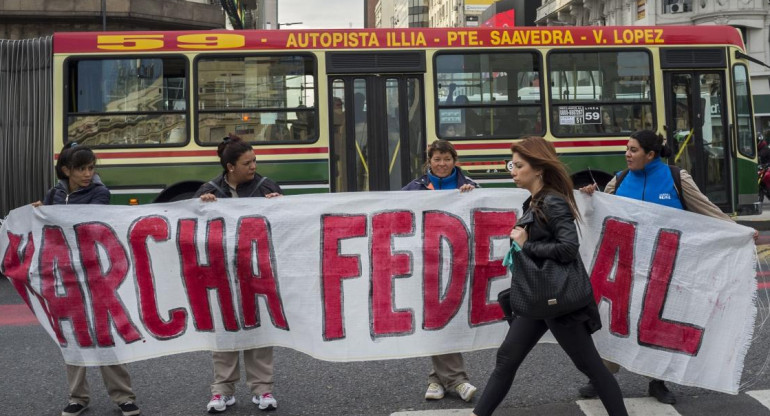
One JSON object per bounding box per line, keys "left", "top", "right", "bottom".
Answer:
{"left": 579, "top": 183, "right": 598, "bottom": 195}
{"left": 200, "top": 193, "right": 217, "bottom": 202}
{"left": 265, "top": 192, "right": 282, "bottom": 198}
{"left": 510, "top": 226, "right": 528, "bottom": 247}
{"left": 754, "top": 229, "right": 760, "bottom": 243}
{"left": 31, "top": 201, "right": 42, "bottom": 208}
{"left": 458, "top": 184, "right": 475, "bottom": 193}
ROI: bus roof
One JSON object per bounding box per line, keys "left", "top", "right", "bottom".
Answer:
{"left": 52, "top": 25, "right": 744, "bottom": 54}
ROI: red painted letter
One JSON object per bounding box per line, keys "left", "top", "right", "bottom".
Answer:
{"left": 75, "top": 222, "right": 142, "bottom": 346}
{"left": 590, "top": 217, "right": 636, "bottom": 336}
{"left": 371, "top": 211, "right": 414, "bottom": 337}
{"left": 178, "top": 218, "right": 239, "bottom": 331}
{"left": 39, "top": 226, "right": 93, "bottom": 346}
{"left": 638, "top": 229, "right": 704, "bottom": 355}
{"left": 321, "top": 214, "right": 367, "bottom": 340}
{"left": 2, "top": 231, "right": 35, "bottom": 308}
{"left": 423, "top": 212, "right": 469, "bottom": 330}
{"left": 235, "top": 216, "right": 288, "bottom": 330}
{"left": 470, "top": 210, "right": 517, "bottom": 326}
{"left": 129, "top": 216, "right": 187, "bottom": 339}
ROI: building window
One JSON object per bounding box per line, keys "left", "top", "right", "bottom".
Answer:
{"left": 663, "top": 0, "right": 692, "bottom": 14}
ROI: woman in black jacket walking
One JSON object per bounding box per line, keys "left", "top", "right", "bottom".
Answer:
{"left": 471, "top": 137, "right": 627, "bottom": 416}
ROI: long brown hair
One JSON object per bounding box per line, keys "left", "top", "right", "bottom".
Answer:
{"left": 510, "top": 136, "right": 581, "bottom": 223}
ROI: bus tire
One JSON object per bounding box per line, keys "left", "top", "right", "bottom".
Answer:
{"left": 153, "top": 181, "right": 205, "bottom": 203}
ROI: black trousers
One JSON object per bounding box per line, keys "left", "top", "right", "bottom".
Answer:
{"left": 473, "top": 316, "right": 628, "bottom": 416}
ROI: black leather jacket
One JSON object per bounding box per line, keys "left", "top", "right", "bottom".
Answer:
{"left": 519, "top": 192, "right": 579, "bottom": 264}
{"left": 194, "top": 173, "right": 282, "bottom": 199}
{"left": 517, "top": 191, "right": 601, "bottom": 331}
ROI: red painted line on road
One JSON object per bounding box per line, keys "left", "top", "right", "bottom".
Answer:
{"left": 0, "top": 304, "right": 39, "bottom": 326}
{"left": 759, "top": 282, "right": 770, "bottom": 290}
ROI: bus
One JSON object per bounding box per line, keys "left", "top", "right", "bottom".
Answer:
{"left": 0, "top": 26, "right": 759, "bottom": 216}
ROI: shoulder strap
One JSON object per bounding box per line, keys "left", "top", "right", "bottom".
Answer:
{"left": 610, "top": 169, "right": 630, "bottom": 195}
{"left": 207, "top": 180, "right": 228, "bottom": 198}
{"left": 668, "top": 165, "right": 688, "bottom": 211}
{"left": 246, "top": 176, "right": 269, "bottom": 198}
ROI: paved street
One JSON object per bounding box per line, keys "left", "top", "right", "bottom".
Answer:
{"left": 3, "top": 224, "right": 770, "bottom": 416}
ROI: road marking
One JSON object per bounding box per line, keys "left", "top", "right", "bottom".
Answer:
{"left": 0, "top": 304, "right": 39, "bottom": 326}
{"left": 747, "top": 389, "right": 770, "bottom": 409}
{"left": 390, "top": 410, "right": 470, "bottom": 416}
{"left": 577, "top": 397, "right": 681, "bottom": 415}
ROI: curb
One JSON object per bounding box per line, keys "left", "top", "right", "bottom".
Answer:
{"left": 736, "top": 219, "right": 770, "bottom": 231}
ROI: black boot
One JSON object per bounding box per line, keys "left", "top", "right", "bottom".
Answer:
{"left": 648, "top": 379, "right": 676, "bottom": 404}
{"left": 578, "top": 380, "right": 598, "bottom": 398}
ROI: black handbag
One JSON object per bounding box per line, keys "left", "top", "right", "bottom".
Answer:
{"left": 503, "top": 242, "right": 594, "bottom": 320}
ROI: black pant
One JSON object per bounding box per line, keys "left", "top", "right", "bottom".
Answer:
{"left": 473, "top": 316, "right": 628, "bottom": 416}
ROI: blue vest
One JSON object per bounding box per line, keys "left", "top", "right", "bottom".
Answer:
{"left": 427, "top": 167, "right": 459, "bottom": 190}
{"left": 615, "top": 158, "right": 683, "bottom": 210}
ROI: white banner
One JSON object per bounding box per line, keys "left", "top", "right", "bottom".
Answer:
{"left": 0, "top": 189, "right": 757, "bottom": 394}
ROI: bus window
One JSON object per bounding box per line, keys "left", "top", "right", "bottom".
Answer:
{"left": 435, "top": 52, "right": 543, "bottom": 139}
{"left": 196, "top": 55, "right": 317, "bottom": 144}
{"left": 733, "top": 64, "right": 755, "bottom": 158}
{"left": 66, "top": 57, "right": 188, "bottom": 146}
{"left": 548, "top": 50, "right": 653, "bottom": 137}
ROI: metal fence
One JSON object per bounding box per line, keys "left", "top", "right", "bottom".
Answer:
{"left": 0, "top": 37, "right": 53, "bottom": 217}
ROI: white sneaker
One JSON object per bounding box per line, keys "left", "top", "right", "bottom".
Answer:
{"left": 252, "top": 393, "right": 278, "bottom": 411}
{"left": 207, "top": 394, "right": 235, "bottom": 413}
{"left": 455, "top": 382, "right": 477, "bottom": 402}
{"left": 425, "top": 382, "right": 445, "bottom": 400}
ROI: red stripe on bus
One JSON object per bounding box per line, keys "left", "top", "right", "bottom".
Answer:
{"left": 458, "top": 161, "right": 502, "bottom": 166}
{"left": 0, "top": 304, "right": 39, "bottom": 327}
{"left": 56, "top": 147, "right": 330, "bottom": 160}
{"left": 454, "top": 140, "right": 627, "bottom": 151}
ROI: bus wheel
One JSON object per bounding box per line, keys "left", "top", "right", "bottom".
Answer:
{"left": 153, "top": 181, "right": 204, "bottom": 203}
{"left": 572, "top": 171, "right": 612, "bottom": 190}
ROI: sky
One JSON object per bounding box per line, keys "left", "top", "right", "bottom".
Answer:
{"left": 278, "top": 0, "right": 365, "bottom": 29}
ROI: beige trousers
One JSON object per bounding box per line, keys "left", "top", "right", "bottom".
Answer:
{"left": 66, "top": 364, "right": 135, "bottom": 406}
{"left": 211, "top": 347, "right": 274, "bottom": 396}
{"left": 427, "top": 353, "right": 470, "bottom": 390}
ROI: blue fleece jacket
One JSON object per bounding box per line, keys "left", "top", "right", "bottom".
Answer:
{"left": 615, "top": 157, "right": 683, "bottom": 210}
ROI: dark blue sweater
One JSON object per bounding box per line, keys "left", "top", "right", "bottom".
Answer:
{"left": 43, "top": 175, "right": 110, "bottom": 206}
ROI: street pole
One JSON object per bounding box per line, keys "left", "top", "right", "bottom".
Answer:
{"left": 101, "top": 0, "right": 106, "bottom": 31}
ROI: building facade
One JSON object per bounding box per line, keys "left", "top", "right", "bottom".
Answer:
{"left": 536, "top": 0, "right": 770, "bottom": 131}
{"left": 0, "top": 0, "right": 225, "bottom": 39}
{"left": 376, "top": 0, "right": 398, "bottom": 27}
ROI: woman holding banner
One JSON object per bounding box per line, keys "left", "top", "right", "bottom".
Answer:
{"left": 32, "top": 142, "right": 141, "bottom": 416}
{"left": 578, "top": 129, "right": 737, "bottom": 404}
{"left": 195, "top": 134, "right": 282, "bottom": 413}
{"left": 472, "top": 136, "right": 628, "bottom": 416}
{"left": 402, "top": 139, "right": 479, "bottom": 402}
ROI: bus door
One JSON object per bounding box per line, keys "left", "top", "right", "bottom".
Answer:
{"left": 664, "top": 70, "right": 731, "bottom": 211}
{"left": 329, "top": 76, "right": 425, "bottom": 192}
{"left": 327, "top": 51, "right": 426, "bottom": 192}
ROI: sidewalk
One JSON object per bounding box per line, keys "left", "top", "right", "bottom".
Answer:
{"left": 736, "top": 202, "right": 770, "bottom": 231}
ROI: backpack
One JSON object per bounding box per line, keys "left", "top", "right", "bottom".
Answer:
{"left": 611, "top": 165, "right": 688, "bottom": 211}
